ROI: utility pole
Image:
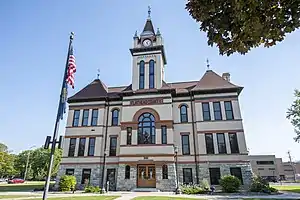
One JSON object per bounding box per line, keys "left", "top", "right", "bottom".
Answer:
{"left": 287, "top": 150, "right": 296, "bottom": 182}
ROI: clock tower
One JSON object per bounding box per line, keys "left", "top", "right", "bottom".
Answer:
{"left": 130, "top": 7, "right": 167, "bottom": 91}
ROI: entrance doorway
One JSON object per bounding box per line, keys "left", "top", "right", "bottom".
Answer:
{"left": 137, "top": 165, "right": 156, "bottom": 188}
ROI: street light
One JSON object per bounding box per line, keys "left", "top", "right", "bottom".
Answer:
{"left": 173, "top": 145, "right": 181, "bottom": 194}
{"left": 24, "top": 145, "right": 36, "bottom": 181}
{"left": 101, "top": 149, "right": 109, "bottom": 192}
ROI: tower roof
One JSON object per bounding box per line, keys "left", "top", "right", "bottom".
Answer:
{"left": 141, "top": 19, "right": 155, "bottom": 36}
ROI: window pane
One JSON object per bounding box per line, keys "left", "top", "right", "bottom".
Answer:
{"left": 224, "top": 101, "right": 234, "bottom": 120}
{"left": 183, "top": 168, "right": 193, "bottom": 184}
{"left": 202, "top": 103, "right": 211, "bottom": 121}
{"left": 82, "top": 109, "right": 89, "bottom": 126}
{"left": 205, "top": 133, "right": 215, "bottom": 154}
{"left": 217, "top": 133, "right": 227, "bottom": 154}
{"left": 139, "top": 61, "right": 145, "bottom": 89}
{"left": 109, "top": 137, "right": 117, "bottom": 156}
{"left": 73, "top": 110, "right": 80, "bottom": 127}
{"left": 180, "top": 105, "right": 188, "bottom": 123}
{"left": 230, "top": 167, "right": 243, "bottom": 184}
{"left": 213, "top": 102, "right": 222, "bottom": 120}
{"left": 112, "top": 110, "right": 119, "bottom": 126}
{"left": 162, "top": 165, "right": 168, "bottom": 179}
{"left": 229, "top": 133, "right": 239, "bottom": 153}
{"left": 161, "top": 126, "right": 167, "bottom": 144}
{"left": 78, "top": 138, "right": 86, "bottom": 156}
{"left": 66, "top": 169, "right": 74, "bottom": 176}
{"left": 88, "top": 137, "right": 95, "bottom": 156}
{"left": 209, "top": 168, "right": 221, "bottom": 185}
{"left": 68, "top": 138, "right": 76, "bottom": 157}
{"left": 91, "top": 109, "right": 98, "bottom": 126}
{"left": 137, "top": 113, "right": 156, "bottom": 144}
{"left": 149, "top": 60, "right": 155, "bottom": 89}
{"left": 127, "top": 127, "right": 132, "bottom": 145}
{"left": 81, "top": 169, "right": 91, "bottom": 184}
{"left": 125, "top": 165, "right": 130, "bottom": 179}
{"left": 181, "top": 135, "right": 190, "bottom": 155}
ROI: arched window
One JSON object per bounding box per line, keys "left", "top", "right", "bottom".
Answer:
{"left": 162, "top": 165, "right": 168, "bottom": 179}
{"left": 138, "top": 113, "right": 156, "bottom": 144}
{"left": 149, "top": 59, "right": 155, "bottom": 89}
{"left": 125, "top": 165, "right": 130, "bottom": 179}
{"left": 111, "top": 109, "right": 119, "bottom": 126}
{"left": 139, "top": 60, "right": 145, "bottom": 89}
{"left": 180, "top": 105, "right": 188, "bottom": 123}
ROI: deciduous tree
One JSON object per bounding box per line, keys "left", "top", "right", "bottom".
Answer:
{"left": 287, "top": 89, "right": 300, "bottom": 142}
{"left": 186, "top": 0, "right": 300, "bottom": 56}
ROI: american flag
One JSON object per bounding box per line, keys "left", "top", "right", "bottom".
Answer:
{"left": 66, "top": 45, "right": 76, "bottom": 88}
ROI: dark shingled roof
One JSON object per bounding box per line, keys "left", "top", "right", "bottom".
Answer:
{"left": 142, "top": 19, "right": 155, "bottom": 35}
{"left": 68, "top": 70, "right": 242, "bottom": 102}
{"left": 192, "top": 70, "right": 242, "bottom": 92}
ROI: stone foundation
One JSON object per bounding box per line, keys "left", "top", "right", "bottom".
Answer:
{"left": 156, "top": 164, "right": 177, "bottom": 192}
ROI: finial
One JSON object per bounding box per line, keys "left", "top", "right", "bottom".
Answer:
{"left": 148, "top": 6, "right": 151, "bottom": 18}
{"left": 97, "top": 69, "right": 100, "bottom": 79}
{"left": 206, "top": 58, "right": 210, "bottom": 70}
{"left": 134, "top": 30, "right": 138, "bottom": 38}
{"left": 70, "top": 32, "right": 75, "bottom": 40}
{"left": 156, "top": 28, "right": 161, "bottom": 35}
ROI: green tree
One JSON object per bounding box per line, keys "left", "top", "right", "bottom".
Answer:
{"left": 287, "top": 89, "right": 300, "bottom": 142}
{"left": 186, "top": 0, "right": 300, "bottom": 56}
{"left": 14, "top": 147, "right": 62, "bottom": 180}
{"left": 0, "top": 151, "right": 16, "bottom": 178}
{"left": 0, "top": 143, "right": 8, "bottom": 152}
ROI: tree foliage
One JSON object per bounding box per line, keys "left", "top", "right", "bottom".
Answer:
{"left": 287, "top": 89, "right": 300, "bottom": 142}
{"left": 0, "top": 143, "right": 8, "bottom": 152}
{"left": 186, "top": 0, "right": 300, "bottom": 56}
{"left": 0, "top": 144, "right": 62, "bottom": 180}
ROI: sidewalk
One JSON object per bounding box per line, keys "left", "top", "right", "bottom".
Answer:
{"left": 1, "top": 191, "right": 300, "bottom": 200}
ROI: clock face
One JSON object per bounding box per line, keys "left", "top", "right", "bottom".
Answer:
{"left": 143, "top": 39, "right": 152, "bottom": 47}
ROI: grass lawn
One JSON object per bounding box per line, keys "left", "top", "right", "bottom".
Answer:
{"left": 132, "top": 197, "right": 203, "bottom": 200}
{"left": 10, "top": 197, "right": 120, "bottom": 200}
{"left": 273, "top": 185, "right": 300, "bottom": 193}
{"left": 0, "top": 195, "right": 38, "bottom": 199}
{"left": 0, "top": 181, "right": 54, "bottom": 192}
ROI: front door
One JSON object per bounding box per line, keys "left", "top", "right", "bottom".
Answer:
{"left": 137, "top": 165, "right": 156, "bottom": 188}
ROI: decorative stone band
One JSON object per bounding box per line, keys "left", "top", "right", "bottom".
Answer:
{"left": 60, "top": 160, "right": 251, "bottom": 165}
{"left": 197, "top": 129, "right": 244, "bottom": 133}
{"left": 69, "top": 104, "right": 105, "bottom": 110}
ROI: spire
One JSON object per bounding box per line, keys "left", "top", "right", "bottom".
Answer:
{"left": 206, "top": 58, "right": 210, "bottom": 71}
{"left": 141, "top": 6, "right": 155, "bottom": 36}
{"left": 133, "top": 30, "right": 138, "bottom": 38}
{"left": 156, "top": 28, "right": 161, "bottom": 36}
{"left": 97, "top": 69, "right": 100, "bottom": 79}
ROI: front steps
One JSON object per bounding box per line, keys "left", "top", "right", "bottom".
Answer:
{"left": 131, "top": 188, "right": 161, "bottom": 192}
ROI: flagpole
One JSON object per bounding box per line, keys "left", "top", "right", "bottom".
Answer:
{"left": 42, "top": 32, "right": 74, "bottom": 200}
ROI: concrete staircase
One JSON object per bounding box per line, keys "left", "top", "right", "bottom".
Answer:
{"left": 131, "top": 188, "right": 161, "bottom": 192}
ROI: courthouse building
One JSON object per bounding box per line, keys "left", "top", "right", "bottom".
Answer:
{"left": 56, "top": 13, "right": 253, "bottom": 191}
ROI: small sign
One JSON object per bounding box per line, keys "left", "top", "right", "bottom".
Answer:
{"left": 130, "top": 98, "right": 164, "bottom": 106}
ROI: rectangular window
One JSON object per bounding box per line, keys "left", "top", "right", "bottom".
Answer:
{"left": 81, "top": 169, "right": 91, "bottom": 184}
{"left": 91, "top": 109, "right": 98, "bottom": 126}
{"left": 229, "top": 133, "right": 239, "bottom": 153}
{"left": 88, "top": 137, "right": 95, "bottom": 156}
{"left": 230, "top": 167, "right": 243, "bottom": 184}
{"left": 205, "top": 133, "right": 215, "bottom": 154}
{"left": 181, "top": 135, "right": 190, "bottom": 155}
{"left": 202, "top": 102, "right": 211, "bottom": 121}
{"left": 126, "top": 127, "right": 132, "bottom": 145}
{"left": 217, "top": 133, "right": 227, "bottom": 154}
{"left": 213, "top": 102, "right": 222, "bottom": 120}
{"left": 256, "top": 161, "right": 274, "bottom": 165}
{"left": 209, "top": 168, "right": 221, "bottom": 185}
{"left": 161, "top": 126, "right": 167, "bottom": 144}
{"left": 183, "top": 168, "right": 193, "bottom": 184}
{"left": 78, "top": 138, "right": 86, "bottom": 156}
{"left": 66, "top": 169, "right": 74, "bottom": 176}
{"left": 109, "top": 137, "right": 117, "bottom": 156}
{"left": 82, "top": 109, "right": 89, "bottom": 126}
{"left": 68, "top": 138, "right": 76, "bottom": 157}
{"left": 224, "top": 101, "right": 234, "bottom": 120}
{"left": 72, "top": 110, "right": 80, "bottom": 127}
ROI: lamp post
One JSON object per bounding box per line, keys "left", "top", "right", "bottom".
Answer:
{"left": 101, "top": 149, "right": 109, "bottom": 192}
{"left": 174, "top": 145, "right": 181, "bottom": 194}
{"left": 24, "top": 145, "right": 36, "bottom": 181}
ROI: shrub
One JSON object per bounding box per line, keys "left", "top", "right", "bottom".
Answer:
{"left": 199, "top": 179, "right": 210, "bottom": 191}
{"left": 59, "top": 175, "right": 76, "bottom": 192}
{"left": 84, "top": 185, "right": 102, "bottom": 193}
{"left": 249, "top": 175, "right": 269, "bottom": 192}
{"left": 180, "top": 184, "right": 206, "bottom": 194}
{"left": 220, "top": 175, "right": 241, "bottom": 193}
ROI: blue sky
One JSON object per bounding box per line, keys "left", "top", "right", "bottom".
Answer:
{"left": 0, "top": 1, "right": 299, "bottom": 162}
